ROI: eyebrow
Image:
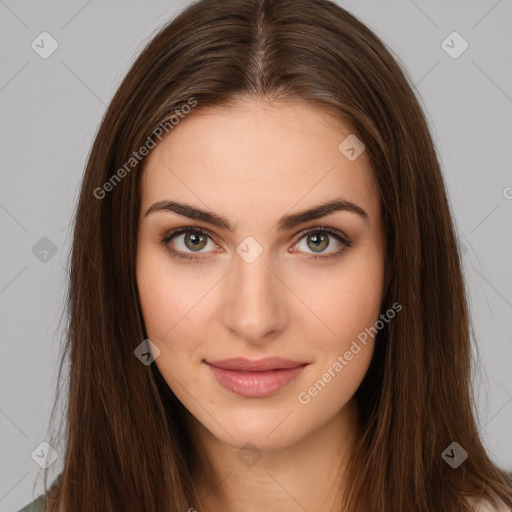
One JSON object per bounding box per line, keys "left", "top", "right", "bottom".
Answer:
{"left": 144, "top": 197, "right": 369, "bottom": 232}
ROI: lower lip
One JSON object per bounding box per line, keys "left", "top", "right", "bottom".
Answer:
{"left": 206, "top": 363, "right": 308, "bottom": 398}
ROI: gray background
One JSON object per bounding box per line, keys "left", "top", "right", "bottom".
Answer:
{"left": 1, "top": 0, "right": 511, "bottom": 510}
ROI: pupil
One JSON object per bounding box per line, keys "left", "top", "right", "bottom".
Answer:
{"left": 186, "top": 233, "right": 205, "bottom": 250}
{"left": 309, "top": 233, "right": 328, "bottom": 253}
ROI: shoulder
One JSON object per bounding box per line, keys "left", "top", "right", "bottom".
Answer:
{"left": 16, "top": 496, "right": 45, "bottom": 512}
{"left": 467, "top": 496, "right": 511, "bottom": 512}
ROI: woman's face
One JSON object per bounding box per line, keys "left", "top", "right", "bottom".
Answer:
{"left": 136, "top": 98, "right": 385, "bottom": 452}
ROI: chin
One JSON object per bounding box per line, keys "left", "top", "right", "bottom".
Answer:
{"left": 193, "top": 404, "right": 315, "bottom": 452}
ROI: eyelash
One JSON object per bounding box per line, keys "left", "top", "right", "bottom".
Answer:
{"left": 160, "top": 226, "right": 353, "bottom": 263}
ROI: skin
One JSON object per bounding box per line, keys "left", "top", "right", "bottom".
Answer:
{"left": 136, "top": 98, "right": 386, "bottom": 512}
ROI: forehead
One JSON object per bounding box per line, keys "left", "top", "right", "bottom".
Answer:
{"left": 140, "top": 99, "right": 380, "bottom": 225}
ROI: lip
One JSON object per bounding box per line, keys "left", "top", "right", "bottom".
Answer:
{"left": 205, "top": 357, "right": 309, "bottom": 398}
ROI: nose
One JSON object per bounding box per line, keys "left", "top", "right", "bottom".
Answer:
{"left": 220, "top": 251, "right": 288, "bottom": 343}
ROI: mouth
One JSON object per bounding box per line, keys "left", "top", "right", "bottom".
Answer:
{"left": 204, "top": 357, "right": 309, "bottom": 398}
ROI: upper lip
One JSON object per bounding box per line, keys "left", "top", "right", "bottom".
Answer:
{"left": 205, "top": 357, "right": 308, "bottom": 372}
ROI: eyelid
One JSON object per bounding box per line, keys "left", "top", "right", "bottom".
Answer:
{"left": 161, "top": 225, "right": 221, "bottom": 248}
{"left": 292, "top": 225, "right": 352, "bottom": 245}
{"left": 160, "top": 224, "right": 353, "bottom": 261}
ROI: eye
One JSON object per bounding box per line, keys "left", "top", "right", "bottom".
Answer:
{"left": 160, "top": 227, "right": 218, "bottom": 262}
{"left": 160, "top": 226, "right": 352, "bottom": 263}
{"left": 291, "top": 226, "right": 352, "bottom": 260}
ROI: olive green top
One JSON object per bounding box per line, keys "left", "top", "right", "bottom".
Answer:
{"left": 16, "top": 496, "right": 45, "bottom": 512}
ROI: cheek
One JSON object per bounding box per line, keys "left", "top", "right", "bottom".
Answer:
{"left": 136, "top": 258, "right": 199, "bottom": 394}
{"left": 296, "top": 277, "right": 382, "bottom": 416}
{"left": 136, "top": 244, "right": 215, "bottom": 377}
{"left": 327, "top": 274, "right": 383, "bottom": 343}
{"left": 297, "top": 241, "right": 384, "bottom": 397}
{"left": 136, "top": 246, "right": 191, "bottom": 350}
{"left": 304, "top": 242, "right": 385, "bottom": 347}
{"left": 136, "top": 255, "right": 170, "bottom": 340}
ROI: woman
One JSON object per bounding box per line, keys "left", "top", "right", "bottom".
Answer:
{"left": 18, "top": 0, "right": 512, "bottom": 510}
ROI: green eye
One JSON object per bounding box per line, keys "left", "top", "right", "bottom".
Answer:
{"left": 161, "top": 226, "right": 352, "bottom": 263}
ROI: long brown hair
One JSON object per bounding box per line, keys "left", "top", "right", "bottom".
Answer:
{"left": 37, "top": 0, "right": 511, "bottom": 510}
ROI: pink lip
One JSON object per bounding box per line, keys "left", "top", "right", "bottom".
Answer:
{"left": 205, "top": 357, "right": 309, "bottom": 398}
